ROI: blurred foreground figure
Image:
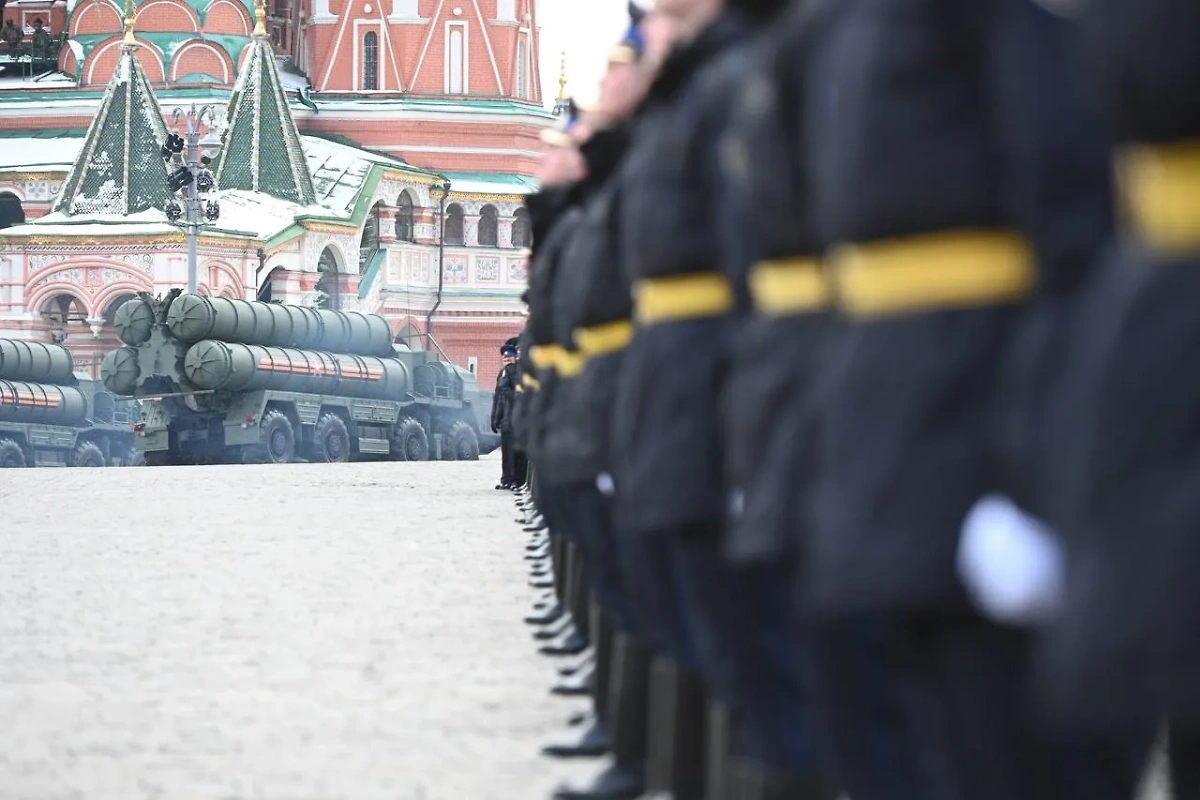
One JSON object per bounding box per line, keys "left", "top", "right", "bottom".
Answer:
{"left": 610, "top": 0, "right": 837, "bottom": 797}
{"left": 1033, "top": 0, "right": 1200, "bottom": 792}
{"left": 801, "top": 0, "right": 1150, "bottom": 797}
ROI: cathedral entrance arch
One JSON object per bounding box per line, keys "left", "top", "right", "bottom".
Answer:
{"left": 315, "top": 246, "right": 342, "bottom": 311}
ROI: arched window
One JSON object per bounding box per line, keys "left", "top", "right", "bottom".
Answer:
{"left": 477, "top": 204, "right": 498, "bottom": 247}
{"left": 444, "top": 203, "right": 464, "bottom": 246}
{"left": 395, "top": 191, "right": 415, "bottom": 242}
{"left": 0, "top": 193, "right": 24, "bottom": 230}
{"left": 511, "top": 207, "right": 530, "bottom": 248}
{"left": 257, "top": 266, "right": 286, "bottom": 303}
{"left": 316, "top": 247, "right": 341, "bottom": 311}
{"left": 362, "top": 31, "right": 378, "bottom": 91}
{"left": 360, "top": 201, "right": 384, "bottom": 270}
{"left": 397, "top": 322, "right": 423, "bottom": 350}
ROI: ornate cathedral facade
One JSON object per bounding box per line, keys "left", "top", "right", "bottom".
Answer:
{"left": 0, "top": 0, "right": 553, "bottom": 384}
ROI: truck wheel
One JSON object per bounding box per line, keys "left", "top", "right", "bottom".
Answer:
{"left": 145, "top": 451, "right": 172, "bottom": 467}
{"left": 313, "top": 413, "right": 350, "bottom": 463}
{"left": 73, "top": 441, "right": 106, "bottom": 468}
{"left": 245, "top": 409, "right": 296, "bottom": 464}
{"left": 390, "top": 416, "right": 429, "bottom": 462}
{"left": 445, "top": 421, "right": 480, "bottom": 461}
{"left": 0, "top": 438, "right": 26, "bottom": 468}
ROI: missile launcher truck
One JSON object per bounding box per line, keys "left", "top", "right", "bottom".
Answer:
{"left": 100, "top": 290, "right": 501, "bottom": 466}
{"left": 0, "top": 339, "right": 140, "bottom": 468}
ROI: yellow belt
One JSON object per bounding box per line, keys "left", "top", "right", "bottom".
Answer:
{"left": 1121, "top": 141, "right": 1200, "bottom": 254}
{"left": 529, "top": 344, "right": 566, "bottom": 371}
{"left": 748, "top": 257, "right": 829, "bottom": 316}
{"left": 829, "top": 229, "right": 1035, "bottom": 319}
{"left": 574, "top": 319, "right": 634, "bottom": 357}
{"left": 522, "top": 373, "right": 541, "bottom": 391}
{"left": 558, "top": 350, "right": 585, "bottom": 378}
{"left": 633, "top": 272, "right": 734, "bottom": 325}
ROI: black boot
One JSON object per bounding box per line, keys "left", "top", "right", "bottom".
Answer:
{"left": 541, "top": 719, "right": 610, "bottom": 758}
{"left": 534, "top": 616, "right": 575, "bottom": 641}
{"left": 525, "top": 604, "right": 564, "bottom": 625}
{"left": 551, "top": 662, "right": 594, "bottom": 696}
{"left": 704, "top": 701, "right": 731, "bottom": 800}
{"left": 590, "top": 599, "right": 613, "bottom": 725}
{"left": 551, "top": 764, "right": 644, "bottom": 799}
{"left": 645, "top": 657, "right": 708, "bottom": 800}
{"left": 726, "top": 758, "right": 839, "bottom": 800}
{"left": 538, "top": 626, "right": 589, "bottom": 656}
{"left": 606, "top": 634, "right": 652, "bottom": 780}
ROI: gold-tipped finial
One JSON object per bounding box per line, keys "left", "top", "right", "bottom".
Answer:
{"left": 122, "top": 0, "right": 136, "bottom": 46}
{"left": 556, "top": 51, "right": 567, "bottom": 101}
{"left": 253, "top": 0, "right": 267, "bottom": 38}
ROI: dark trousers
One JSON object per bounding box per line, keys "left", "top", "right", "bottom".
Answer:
{"left": 513, "top": 449, "right": 528, "bottom": 487}
{"left": 805, "top": 614, "right": 926, "bottom": 800}
{"left": 617, "top": 530, "right": 698, "bottom": 670}
{"left": 499, "top": 431, "right": 520, "bottom": 486}
{"left": 561, "top": 482, "right": 641, "bottom": 636}
{"left": 671, "top": 529, "right": 827, "bottom": 777}
{"left": 887, "top": 612, "right": 1152, "bottom": 800}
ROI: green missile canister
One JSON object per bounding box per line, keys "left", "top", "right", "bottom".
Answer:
{"left": 183, "top": 340, "right": 410, "bottom": 400}
{"left": 166, "top": 295, "right": 395, "bottom": 356}
{"left": 113, "top": 297, "right": 156, "bottom": 346}
{"left": 100, "top": 347, "right": 142, "bottom": 396}
{"left": 0, "top": 380, "right": 89, "bottom": 425}
{"left": 0, "top": 339, "right": 75, "bottom": 384}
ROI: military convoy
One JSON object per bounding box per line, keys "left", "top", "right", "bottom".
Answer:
{"left": 99, "top": 290, "right": 500, "bottom": 466}
{"left": 0, "top": 339, "right": 140, "bottom": 468}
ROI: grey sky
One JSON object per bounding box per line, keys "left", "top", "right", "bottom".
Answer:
{"left": 537, "top": 1, "right": 631, "bottom": 108}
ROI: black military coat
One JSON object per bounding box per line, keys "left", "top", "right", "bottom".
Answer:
{"left": 715, "top": 0, "right": 837, "bottom": 565}
{"left": 540, "top": 124, "right": 636, "bottom": 486}
{"left": 611, "top": 12, "right": 762, "bottom": 537}
{"left": 1034, "top": 0, "right": 1200, "bottom": 729}
{"left": 803, "top": 0, "right": 1114, "bottom": 616}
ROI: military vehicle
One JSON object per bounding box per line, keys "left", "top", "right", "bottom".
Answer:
{"left": 100, "top": 290, "right": 500, "bottom": 466}
{"left": 0, "top": 339, "right": 140, "bottom": 468}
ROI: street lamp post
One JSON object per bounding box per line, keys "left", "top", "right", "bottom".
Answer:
{"left": 161, "top": 104, "right": 224, "bottom": 294}
{"left": 425, "top": 179, "right": 452, "bottom": 344}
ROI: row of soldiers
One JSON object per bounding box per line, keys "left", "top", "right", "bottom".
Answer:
{"left": 507, "top": 0, "right": 1200, "bottom": 797}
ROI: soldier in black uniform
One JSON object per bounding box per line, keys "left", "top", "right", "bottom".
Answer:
{"left": 1030, "top": 0, "right": 1200, "bottom": 790}
{"left": 714, "top": 3, "right": 931, "bottom": 799}
{"left": 609, "top": 0, "right": 837, "bottom": 797}
{"left": 538, "top": 9, "right": 678, "bottom": 799}
{"left": 801, "top": 0, "right": 1150, "bottom": 797}
{"left": 492, "top": 341, "right": 520, "bottom": 489}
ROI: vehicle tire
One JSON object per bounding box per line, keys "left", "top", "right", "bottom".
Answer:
{"left": 73, "top": 441, "right": 106, "bottom": 468}
{"left": 0, "top": 438, "right": 26, "bottom": 468}
{"left": 145, "top": 450, "right": 172, "bottom": 467}
{"left": 390, "top": 416, "right": 429, "bottom": 462}
{"left": 445, "top": 420, "right": 480, "bottom": 461}
{"left": 313, "top": 413, "right": 351, "bottom": 463}
{"left": 245, "top": 409, "right": 296, "bottom": 464}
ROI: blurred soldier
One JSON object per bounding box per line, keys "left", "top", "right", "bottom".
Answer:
{"left": 492, "top": 341, "right": 520, "bottom": 490}
{"left": 609, "top": 0, "right": 837, "bottom": 796}
{"left": 1031, "top": 0, "right": 1200, "bottom": 790}
{"left": 802, "top": 0, "right": 1150, "bottom": 798}
{"left": 713, "top": 3, "right": 934, "bottom": 799}
{"left": 538, "top": 7, "right": 674, "bottom": 799}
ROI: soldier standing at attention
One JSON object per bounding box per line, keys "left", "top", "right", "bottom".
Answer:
{"left": 491, "top": 341, "right": 520, "bottom": 490}
{"left": 1031, "top": 0, "right": 1200, "bottom": 790}
{"left": 611, "top": 0, "right": 836, "bottom": 796}
{"left": 802, "top": 0, "right": 1150, "bottom": 797}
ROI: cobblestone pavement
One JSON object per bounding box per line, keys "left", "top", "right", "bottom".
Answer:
{"left": 0, "top": 458, "right": 1171, "bottom": 799}
{"left": 0, "top": 457, "right": 600, "bottom": 800}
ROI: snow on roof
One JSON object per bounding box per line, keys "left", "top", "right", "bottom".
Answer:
{"left": 0, "top": 136, "right": 83, "bottom": 170}
{"left": 302, "top": 134, "right": 433, "bottom": 214}
{"left": 443, "top": 171, "right": 539, "bottom": 196}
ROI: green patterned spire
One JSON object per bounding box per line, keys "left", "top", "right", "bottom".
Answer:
{"left": 213, "top": 0, "right": 316, "bottom": 205}
{"left": 53, "top": 28, "right": 173, "bottom": 217}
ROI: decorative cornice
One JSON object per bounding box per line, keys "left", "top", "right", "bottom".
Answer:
{"left": 448, "top": 192, "right": 524, "bottom": 202}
